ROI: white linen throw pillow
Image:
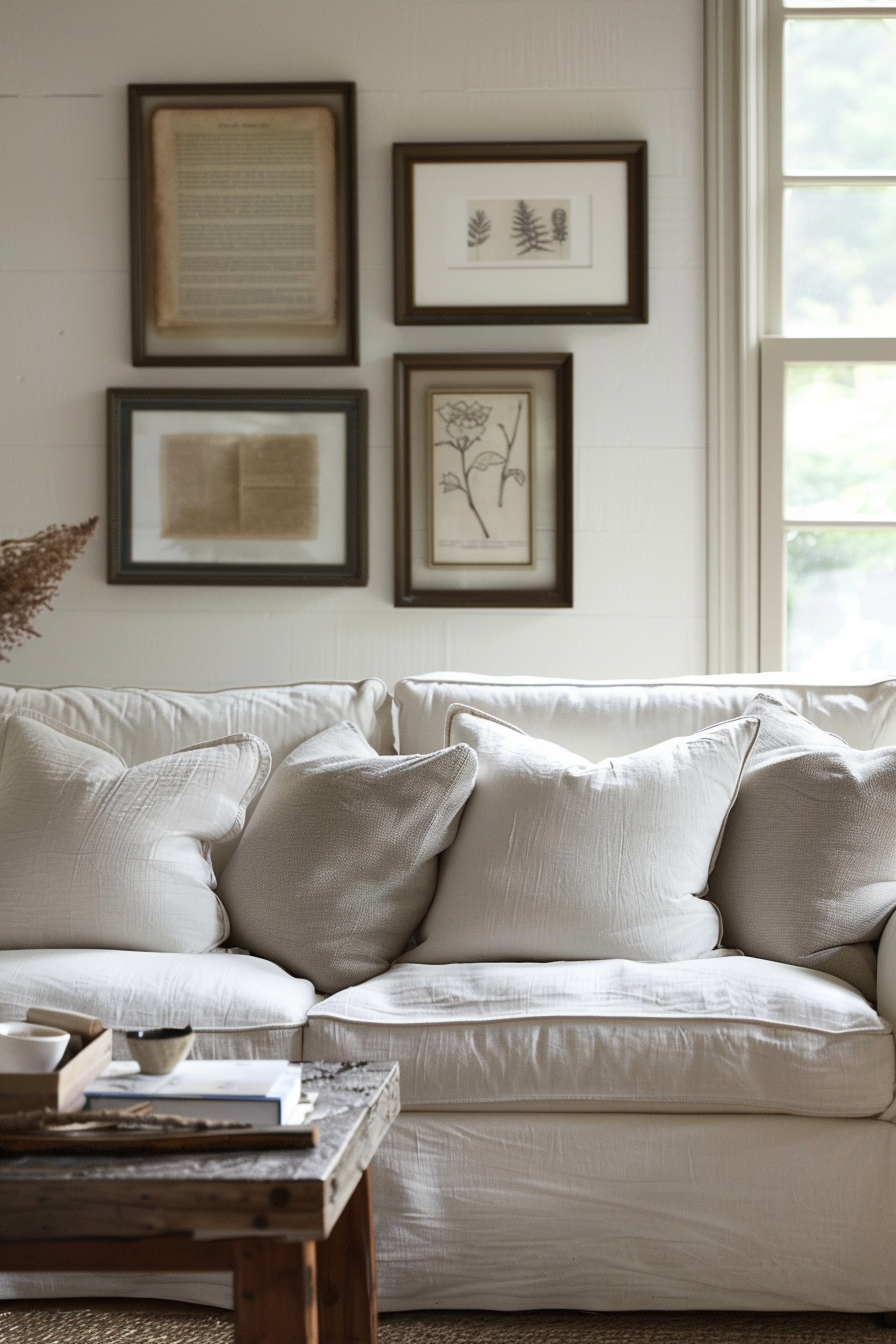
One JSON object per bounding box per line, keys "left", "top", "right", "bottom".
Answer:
{"left": 400, "top": 706, "right": 759, "bottom": 966}
{"left": 0, "top": 711, "right": 270, "bottom": 954}
{"left": 710, "top": 693, "right": 896, "bottom": 1001}
{"left": 218, "top": 721, "right": 478, "bottom": 992}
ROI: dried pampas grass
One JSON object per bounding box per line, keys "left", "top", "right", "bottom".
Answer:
{"left": 0, "top": 517, "right": 98, "bottom": 660}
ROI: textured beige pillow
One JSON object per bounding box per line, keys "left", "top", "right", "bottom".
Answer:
{"left": 400, "top": 706, "right": 758, "bottom": 966}
{"left": 218, "top": 721, "right": 478, "bottom": 992}
{"left": 0, "top": 711, "right": 270, "bottom": 953}
{"left": 710, "top": 693, "right": 896, "bottom": 1001}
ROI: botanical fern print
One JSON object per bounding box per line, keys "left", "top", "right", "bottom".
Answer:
{"left": 511, "top": 200, "right": 554, "bottom": 255}
{"left": 464, "top": 197, "right": 573, "bottom": 263}
{"left": 467, "top": 208, "right": 492, "bottom": 259}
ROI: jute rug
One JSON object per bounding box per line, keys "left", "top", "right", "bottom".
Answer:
{"left": 0, "top": 1301, "right": 892, "bottom": 1344}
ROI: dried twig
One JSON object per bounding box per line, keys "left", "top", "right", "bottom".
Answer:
{"left": 0, "top": 1106, "right": 251, "bottom": 1134}
{"left": 0, "top": 516, "right": 98, "bottom": 660}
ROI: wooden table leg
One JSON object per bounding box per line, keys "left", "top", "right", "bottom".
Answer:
{"left": 317, "top": 1167, "right": 377, "bottom": 1344}
{"left": 232, "top": 1238, "right": 318, "bottom": 1344}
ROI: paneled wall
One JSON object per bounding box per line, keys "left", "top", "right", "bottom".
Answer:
{"left": 0, "top": 0, "right": 706, "bottom": 690}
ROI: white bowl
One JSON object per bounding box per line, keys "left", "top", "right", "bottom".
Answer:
{"left": 0, "top": 1022, "right": 70, "bottom": 1073}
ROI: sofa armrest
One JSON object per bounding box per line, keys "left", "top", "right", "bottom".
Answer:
{"left": 877, "top": 910, "right": 896, "bottom": 1026}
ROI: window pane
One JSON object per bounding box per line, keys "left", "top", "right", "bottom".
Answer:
{"left": 787, "top": 529, "right": 896, "bottom": 672}
{"left": 785, "top": 19, "right": 896, "bottom": 172}
{"left": 786, "top": 365, "right": 896, "bottom": 519}
{"left": 784, "top": 185, "right": 896, "bottom": 332}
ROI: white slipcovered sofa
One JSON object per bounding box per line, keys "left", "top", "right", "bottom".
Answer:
{"left": 3, "top": 670, "right": 896, "bottom": 1315}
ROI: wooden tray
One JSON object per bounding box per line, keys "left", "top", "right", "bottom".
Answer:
{"left": 0, "top": 1123, "right": 318, "bottom": 1156}
{"left": 0, "top": 1029, "right": 114, "bottom": 1115}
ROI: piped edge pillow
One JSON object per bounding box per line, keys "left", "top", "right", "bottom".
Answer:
{"left": 0, "top": 710, "right": 271, "bottom": 954}
{"left": 400, "top": 705, "right": 759, "bottom": 966}
{"left": 218, "top": 721, "right": 478, "bottom": 992}
{"left": 710, "top": 692, "right": 896, "bottom": 1002}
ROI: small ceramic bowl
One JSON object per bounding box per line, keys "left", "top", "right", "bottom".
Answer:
{"left": 0, "top": 1022, "right": 70, "bottom": 1074}
{"left": 125, "top": 1026, "right": 194, "bottom": 1075}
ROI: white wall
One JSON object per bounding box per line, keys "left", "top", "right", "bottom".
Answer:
{"left": 0, "top": 0, "right": 706, "bottom": 691}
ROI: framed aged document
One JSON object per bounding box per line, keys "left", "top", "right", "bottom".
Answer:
{"left": 108, "top": 388, "right": 367, "bottom": 585}
{"left": 394, "top": 353, "right": 572, "bottom": 607}
{"left": 393, "top": 141, "right": 647, "bottom": 325}
{"left": 128, "top": 84, "right": 358, "bottom": 365}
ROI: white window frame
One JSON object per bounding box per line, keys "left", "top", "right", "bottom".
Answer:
{"left": 759, "top": 0, "right": 896, "bottom": 669}
{"left": 705, "top": 0, "right": 767, "bottom": 672}
{"left": 707, "top": 0, "right": 896, "bottom": 672}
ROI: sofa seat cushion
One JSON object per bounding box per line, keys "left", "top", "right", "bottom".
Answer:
{"left": 0, "top": 949, "right": 317, "bottom": 1062}
{"left": 304, "top": 958, "right": 895, "bottom": 1117}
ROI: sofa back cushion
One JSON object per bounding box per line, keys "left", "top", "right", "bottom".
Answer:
{"left": 394, "top": 672, "right": 896, "bottom": 757}
{"left": 0, "top": 679, "right": 392, "bottom": 871}
{"left": 0, "top": 679, "right": 393, "bottom": 764}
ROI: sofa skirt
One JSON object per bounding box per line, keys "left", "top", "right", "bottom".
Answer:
{"left": 3, "top": 1111, "right": 895, "bottom": 1312}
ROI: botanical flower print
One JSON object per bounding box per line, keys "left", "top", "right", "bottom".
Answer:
{"left": 429, "top": 391, "right": 532, "bottom": 567}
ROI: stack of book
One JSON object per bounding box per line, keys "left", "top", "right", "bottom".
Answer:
{"left": 84, "top": 1059, "right": 316, "bottom": 1126}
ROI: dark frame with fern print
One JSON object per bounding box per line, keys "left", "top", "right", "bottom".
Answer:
{"left": 394, "top": 352, "right": 573, "bottom": 608}
{"left": 393, "top": 141, "right": 646, "bottom": 325}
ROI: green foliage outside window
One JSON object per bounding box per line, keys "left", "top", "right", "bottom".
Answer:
{"left": 786, "top": 19, "right": 896, "bottom": 332}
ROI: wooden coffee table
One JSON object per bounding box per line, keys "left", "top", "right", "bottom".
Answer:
{"left": 0, "top": 1060, "right": 399, "bottom": 1344}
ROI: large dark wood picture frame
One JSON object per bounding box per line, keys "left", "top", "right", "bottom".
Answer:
{"left": 394, "top": 352, "right": 573, "bottom": 608}
{"left": 393, "top": 141, "right": 647, "bottom": 325}
{"left": 129, "top": 82, "right": 359, "bottom": 366}
{"left": 108, "top": 387, "right": 368, "bottom": 586}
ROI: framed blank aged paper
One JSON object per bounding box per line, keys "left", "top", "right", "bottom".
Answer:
{"left": 108, "top": 388, "right": 367, "bottom": 585}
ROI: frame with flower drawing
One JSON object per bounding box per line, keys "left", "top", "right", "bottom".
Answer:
{"left": 394, "top": 353, "right": 572, "bottom": 607}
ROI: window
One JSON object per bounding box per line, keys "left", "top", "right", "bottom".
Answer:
{"left": 761, "top": 0, "right": 896, "bottom": 672}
